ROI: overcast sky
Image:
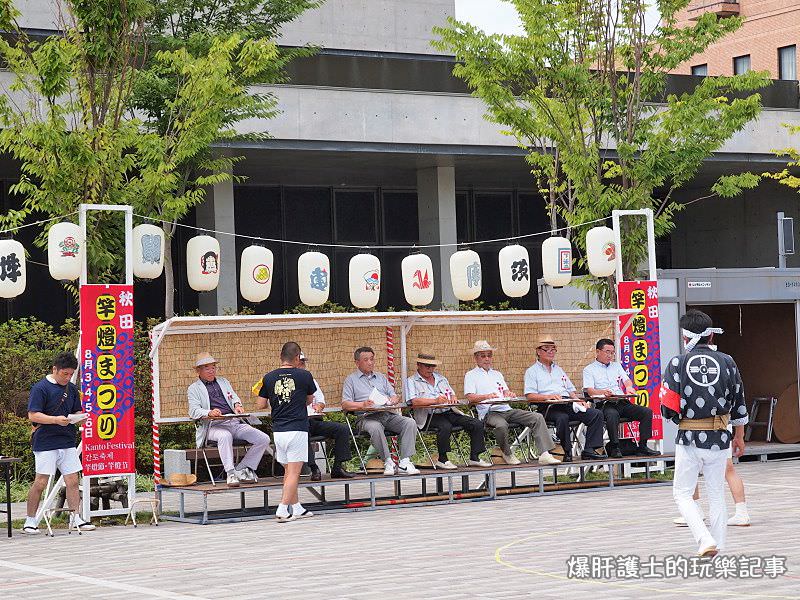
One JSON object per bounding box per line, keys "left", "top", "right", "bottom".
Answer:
{"left": 455, "top": 0, "right": 660, "bottom": 36}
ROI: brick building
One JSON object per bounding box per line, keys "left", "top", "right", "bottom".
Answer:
{"left": 675, "top": 0, "right": 799, "bottom": 78}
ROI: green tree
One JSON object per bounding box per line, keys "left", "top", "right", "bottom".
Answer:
{"left": 134, "top": 0, "right": 322, "bottom": 316}
{"left": 434, "top": 0, "right": 768, "bottom": 306}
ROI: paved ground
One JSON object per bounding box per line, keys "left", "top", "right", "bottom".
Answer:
{"left": 1, "top": 460, "right": 798, "bottom": 600}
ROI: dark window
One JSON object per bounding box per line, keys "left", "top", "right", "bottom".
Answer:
{"left": 335, "top": 190, "right": 377, "bottom": 243}
{"left": 733, "top": 55, "right": 750, "bottom": 75}
{"left": 474, "top": 192, "right": 513, "bottom": 241}
{"left": 691, "top": 64, "right": 708, "bottom": 77}
{"left": 382, "top": 191, "right": 419, "bottom": 243}
{"left": 456, "top": 191, "right": 471, "bottom": 242}
{"left": 518, "top": 192, "right": 550, "bottom": 237}
{"left": 284, "top": 187, "right": 332, "bottom": 243}
{"left": 779, "top": 45, "right": 796, "bottom": 80}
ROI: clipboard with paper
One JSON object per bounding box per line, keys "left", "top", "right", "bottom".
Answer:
{"left": 369, "top": 387, "right": 390, "bottom": 407}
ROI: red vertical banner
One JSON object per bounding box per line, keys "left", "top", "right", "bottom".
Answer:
{"left": 617, "top": 280, "right": 663, "bottom": 440}
{"left": 80, "top": 284, "right": 136, "bottom": 475}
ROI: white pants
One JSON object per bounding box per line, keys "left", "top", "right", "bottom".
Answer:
{"left": 673, "top": 444, "right": 727, "bottom": 552}
{"left": 206, "top": 421, "right": 271, "bottom": 473}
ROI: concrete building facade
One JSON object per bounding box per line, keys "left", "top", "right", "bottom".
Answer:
{"left": 2, "top": 0, "right": 800, "bottom": 324}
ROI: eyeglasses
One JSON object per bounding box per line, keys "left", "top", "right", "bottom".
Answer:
{"left": 538, "top": 346, "right": 557, "bottom": 352}
{"left": 599, "top": 348, "right": 615, "bottom": 355}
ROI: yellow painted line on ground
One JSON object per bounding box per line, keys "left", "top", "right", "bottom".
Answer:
{"left": 494, "top": 518, "right": 799, "bottom": 599}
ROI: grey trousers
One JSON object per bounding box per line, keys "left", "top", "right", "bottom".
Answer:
{"left": 355, "top": 412, "right": 417, "bottom": 461}
{"left": 484, "top": 408, "right": 555, "bottom": 456}
{"left": 206, "top": 421, "right": 271, "bottom": 473}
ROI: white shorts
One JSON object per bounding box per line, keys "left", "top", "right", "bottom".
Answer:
{"left": 34, "top": 447, "right": 82, "bottom": 476}
{"left": 274, "top": 431, "right": 308, "bottom": 464}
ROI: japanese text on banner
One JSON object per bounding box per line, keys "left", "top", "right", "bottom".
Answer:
{"left": 80, "top": 284, "right": 136, "bottom": 475}
{"left": 617, "top": 280, "right": 663, "bottom": 440}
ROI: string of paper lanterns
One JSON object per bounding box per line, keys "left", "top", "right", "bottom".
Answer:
{"left": 0, "top": 222, "right": 618, "bottom": 302}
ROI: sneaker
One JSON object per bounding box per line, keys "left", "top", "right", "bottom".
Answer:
{"left": 226, "top": 471, "right": 240, "bottom": 487}
{"left": 468, "top": 459, "right": 493, "bottom": 467}
{"left": 383, "top": 462, "right": 396, "bottom": 476}
{"left": 397, "top": 462, "right": 420, "bottom": 475}
{"left": 538, "top": 451, "right": 561, "bottom": 465}
{"left": 502, "top": 453, "right": 521, "bottom": 465}
{"left": 728, "top": 513, "right": 751, "bottom": 526}
{"left": 433, "top": 460, "right": 458, "bottom": 470}
{"left": 70, "top": 515, "right": 96, "bottom": 531}
{"left": 21, "top": 524, "right": 40, "bottom": 535}
{"left": 287, "top": 508, "right": 314, "bottom": 522}
{"left": 236, "top": 467, "right": 258, "bottom": 484}
{"left": 698, "top": 543, "right": 718, "bottom": 557}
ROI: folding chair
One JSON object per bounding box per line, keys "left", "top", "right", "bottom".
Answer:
{"left": 193, "top": 419, "right": 253, "bottom": 486}
{"left": 416, "top": 417, "right": 469, "bottom": 468}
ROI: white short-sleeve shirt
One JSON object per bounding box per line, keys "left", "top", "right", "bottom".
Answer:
{"left": 582, "top": 360, "right": 630, "bottom": 395}
{"left": 523, "top": 361, "right": 576, "bottom": 397}
{"left": 463, "top": 366, "right": 512, "bottom": 419}
{"left": 307, "top": 378, "right": 325, "bottom": 416}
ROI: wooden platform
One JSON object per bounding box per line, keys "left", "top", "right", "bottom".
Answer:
{"left": 739, "top": 441, "right": 800, "bottom": 462}
{"left": 158, "top": 454, "right": 673, "bottom": 524}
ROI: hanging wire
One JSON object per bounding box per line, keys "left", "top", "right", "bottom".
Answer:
{"left": 0, "top": 211, "right": 80, "bottom": 236}
{"left": 129, "top": 212, "right": 608, "bottom": 250}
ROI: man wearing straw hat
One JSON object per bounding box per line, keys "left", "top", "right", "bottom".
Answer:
{"left": 464, "top": 340, "right": 561, "bottom": 466}
{"left": 188, "top": 352, "right": 271, "bottom": 487}
{"left": 407, "top": 350, "right": 492, "bottom": 469}
{"left": 659, "top": 309, "right": 748, "bottom": 556}
{"left": 524, "top": 335, "right": 605, "bottom": 462}
{"left": 342, "top": 346, "right": 419, "bottom": 476}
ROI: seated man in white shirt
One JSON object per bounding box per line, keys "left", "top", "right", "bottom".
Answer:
{"left": 524, "top": 335, "right": 604, "bottom": 462}
{"left": 582, "top": 338, "right": 659, "bottom": 458}
{"left": 407, "top": 350, "right": 492, "bottom": 469}
{"left": 464, "top": 340, "right": 561, "bottom": 466}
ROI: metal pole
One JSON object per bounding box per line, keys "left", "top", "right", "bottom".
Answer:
{"left": 778, "top": 212, "right": 787, "bottom": 269}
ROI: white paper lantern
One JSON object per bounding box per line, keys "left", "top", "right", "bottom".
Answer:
{"left": 349, "top": 253, "right": 381, "bottom": 309}
{"left": 186, "top": 235, "right": 220, "bottom": 292}
{"left": 240, "top": 245, "right": 274, "bottom": 303}
{"left": 401, "top": 254, "right": 434, "bottom": 306}
{"left": 48, "top": 222, "right": 83, "bottom": 281}
{"left": 586, "top": 226, "right": 617, "bottom": 278}
{"left": 498, "top": 244, "right": 531, "bottom": 298}
{"left": 0, "top": 239, "right": 26, "bottom": 298}
{"left": 298, "top": 251, "right": 330, "bottom": 306}
{"left": 541, "top": 236, "right": 572, "bottom": 287}
{"left": 132, "top": 224, "right": 165, "bottom": 279}
{"left": 450, "top": 249, "right": 482, "bottom": 301}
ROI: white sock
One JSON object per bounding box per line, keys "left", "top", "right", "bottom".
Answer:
{"left": 24, "top": 516, "right": 37, "bottom": 527}
{"left": 276, "top": 503, "right": 290, "bottom": 517}
{"left": 385, "top": 458, "right": 395, "bottom": 467}
{"left": 292, "top": 502, "right": 305, "bottom": 515}
{"left": 398, "top": 457, "right": 412, "bottom": 467}
{"left": 735, "top": 502, "right": 749, "bottom": 518}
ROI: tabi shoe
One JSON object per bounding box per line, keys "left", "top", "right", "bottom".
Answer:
{"left": 580, "top": 449, "right": 604, "bottom": 460}
{"left": 397, "top": 461, "right": 420, "bottom": 475}
{"left": 330, "top": 466, "right": 356, "bottom": 479}
{"left": 728, "top": 513, "right": 751, "bottom": 526}
{"left": 538, "top": 451, "right": 561, "bottom": 465}
{"left": 608, "top": 445, "right": 623, "bottom": 459}
{"left": 226, "top": 471, "right": 241, "bottom": 487}
{"left": 383, "top": 461, "right": 396, "bottom": 476}
{"left": 276, "top": 512, "right": 292, "bottom": 523}
{"left": 502, "top": 453, "right": 522, "bottom": 465}
{"left": 637, "top": 445, "right": 661, "bottom": 457}
{"left": 70, "top": 515, "right": 96, "bottom": 531}
{"left": 287, "top": 509, "right": 314, "bottom": 522}
{"left": 433, "top": 460, "right": 458, "bottom": 470}
{"left": 468, "top": 458, "right": 493, "bottom": 467}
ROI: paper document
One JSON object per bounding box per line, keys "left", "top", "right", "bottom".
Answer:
{"left": 369, "top": 388, "right": 390, "bottom": 407}
{"left": 572, "top": 402, "right": 587, "bottom": 414}
{"left": 68, "top": 412, "right": 88, "bottom": 424}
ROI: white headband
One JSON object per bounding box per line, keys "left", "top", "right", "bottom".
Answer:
{"left": 682, "top": 327, "right": 723, "bottom": 351}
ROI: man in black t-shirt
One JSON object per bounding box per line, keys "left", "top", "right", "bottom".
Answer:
{"left": 23, "top": 352, "right": 95, "bottom": 534}
{"left": 257, "top": 342, "right": 317, "bottom": 522}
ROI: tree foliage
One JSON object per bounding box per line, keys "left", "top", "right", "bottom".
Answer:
{"left": 434, "top": 0, "right": 769, "bottom": 305}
